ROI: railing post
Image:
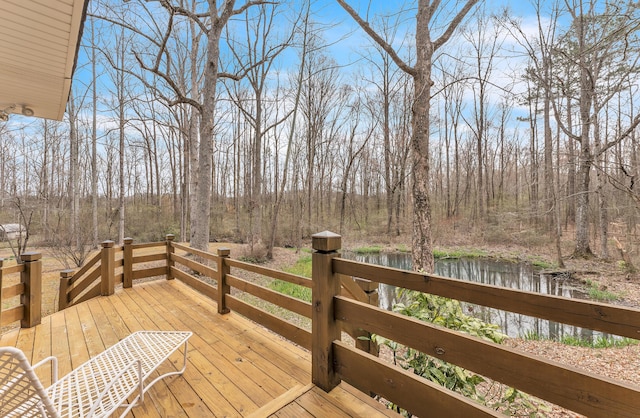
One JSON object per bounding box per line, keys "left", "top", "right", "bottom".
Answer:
{"left": 123, "top": 238, "right": 133, "bottom": 288}
{"left": 20, "top": 252, "right": 42, "bottom": 328}
{"left": 311, "top": 231, "right": 342, "bottom": 392}
{"left": 0, "top": 258, "right": 4, "bottom": 326}
{"left": 59, "top": 269, "right": 74, "bottom": 311}
{"left": 216, "top": 248, "right": 231, "bottom": 314}
{"left": 166, "top": 234, "right": 175, "bottom": 280}
{"left": 100, "top": 240, "right": 115, "bottom": 296}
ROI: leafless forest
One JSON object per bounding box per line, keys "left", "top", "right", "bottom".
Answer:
{"left": 1, "top": 0, "right": 639, "bottom": 269}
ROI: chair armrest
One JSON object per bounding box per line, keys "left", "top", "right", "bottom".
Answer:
{"left": 88, "top": 359, "right": 142, "bottom": 417}
{"left": 32, "top": 355, "right": 58, "bottom": 383}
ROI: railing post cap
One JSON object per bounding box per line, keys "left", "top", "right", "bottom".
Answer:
{"left": 123, "top": 237, "right": 133, "bottom": 244}
{"left": 20, "top": 252, "right": 42, "bottom": 261}
{"left": 166, "top": 234, "right": 175, "bottom": 241}
{"left": 312, "top": 231, "right": 341, "bottom": 252}
{"left": 217, "top": 247, "right": 231, "bottom": 256}
{"left": 101, "top": 240, "right": 115, "bottom": 248}
{"left": 60, "top": 269, "right": 74, "bottom": 278}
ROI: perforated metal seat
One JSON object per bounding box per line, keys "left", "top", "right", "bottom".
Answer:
{"left": 0, "top": 331, "right": 192, "bottom": 418}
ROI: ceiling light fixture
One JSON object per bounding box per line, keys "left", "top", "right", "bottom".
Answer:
{"left": 21, "top": 105, "right": 34, "bottom": 117}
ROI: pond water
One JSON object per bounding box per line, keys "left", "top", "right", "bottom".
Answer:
{"left": 346, "top": 252, "right": 615, "bottom": 341}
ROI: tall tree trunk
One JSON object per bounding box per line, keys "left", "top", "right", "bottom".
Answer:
{"left": 339, "top": 0, "right": 479, "bottom": 272}
{"left": 574, "top": 11, "right": 594, "bottom": 258}
{"left": 91, "top": 18, "right": 99, "bottom": 247}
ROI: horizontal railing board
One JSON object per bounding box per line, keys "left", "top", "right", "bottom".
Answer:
{"left": 225, "top": 258, "right": 311, "bottom": 288}
{"left": 334, "top": 296, "right": 640, "bottom": 417}
{"left": 333, "top": 341, "right": 499, "bottom": 417}
{"left": 133, "top": 253, "right": 167, "bottom": 264}
{"left": 171, "top": 267, "right": 217, "bottom": 300}
{"left": 131, "top": 241, "right": 164, "bottom": 250}
{"left": 1, "top": 305, "right": 23, "bottom": 326}
{"left": 1, "top": 264, "right": 24, "bottom": 275}
{"left": 171, "top": 242, "right": 218, "bottom": 262}
{"left": 226, "top": 294, "right": 311, "bottom": 350}
{"left": 2, "top": 283, "right": 24, "bottom": 300}
{"left": 226, "top": 274, "right": 312, "bottom": 318}
{"left": 333, "top": 258, "right": 640, "bottom": 340}
{"left": 171, "top": 253, "right": 217, "bottom": 278}
{"left": 132, "top": 266, "right": 167, "bottom": 280}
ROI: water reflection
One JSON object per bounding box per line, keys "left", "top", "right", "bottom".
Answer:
{"left": 346, "top": 252, "right": 613, "bottom": 341}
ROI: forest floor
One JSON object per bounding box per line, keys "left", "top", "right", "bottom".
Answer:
{"left": 2, "top": 235, "right": 639, "bottom": 417}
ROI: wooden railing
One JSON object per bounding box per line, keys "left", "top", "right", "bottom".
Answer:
{"left": 42, "top": 231, "right": 640, "bottom": 416}
{"left": 311, "top": 232, "right": 640, "bottom": 417}
{"left": 169, "top": 240, "right": 314, "bottom": 349}
{"left": 59, "top": 238, "right": 168, "bottom": 310}
{"left": 0, "top": 253, "right": 41, "bottom": 328}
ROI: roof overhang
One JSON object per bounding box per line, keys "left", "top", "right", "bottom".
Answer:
{"left": 0, "top": 0, "right": 89, "bottom": 121}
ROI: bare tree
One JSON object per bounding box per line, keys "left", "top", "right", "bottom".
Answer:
{"left": 336, "top": 0, "right": 480, "bottom": 272}
{"left": 554, "top": 1, "right": 640, "bottom": 258}
{"left": 96, "top": 0, "right": 269, "bottom": 251}
{"left": 225, "top": 2, "right": 295, "bottom": 254}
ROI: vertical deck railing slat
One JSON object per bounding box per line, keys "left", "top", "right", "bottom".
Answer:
{"left": 311, "top": 231, "right": 342, "bottom": 392}
{"left": 217, "top": 248, "right": 231, "bottom": 314}
{"left": 20, "top": 252, "right": 42, "bottom": 328}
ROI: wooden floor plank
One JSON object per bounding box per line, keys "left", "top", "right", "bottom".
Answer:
{"left": 63, "top": 306, "right": 91, "bottom": 369}
{"left": 295, "top": 387, "right": 353, "bottom": 417}
{"left": 149, "top": 281, "right": 310, "bottom": 393}
{"left": 106, "top": 288, "right": 186, "bottom": 418}
{"left": 0, "top": 279, "right": 401, "bottom": 418}
{"left": 119, "top": 283, "right": 242, "bottom": 417}
{"left": 31, "top": 315, "right": 52, "bottom": 384}
{"left": 327, "top": 383, "right": 397, "bottom": 417}
{"left": 339, "top": 383, "right": 400, "bottom": 417}
{"left": 75, "top": 302, "right": 105, "bottom": 358}
{"left": 50, "top": 305, "right": 72, "bottom": 378}
{"left": 15, "top": 325, "right": 36, "bottom": 362}
{"left": 274, "top": 401, "right": 315, "bottom": 418}
{"left": 86, "top": 295, "right": 121, "bottom": 347}
{"left": 115, "top": 285, "right": 222, "bottom": 417}
{"left": 0, "top": 326, "right": 19, "bottom": 347}
{"left": 247, "top": 384, "right": 313, "bottom": 418}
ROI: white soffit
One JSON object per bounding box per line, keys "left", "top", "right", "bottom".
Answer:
{"left": 0, "top": 0, "right": 88, "bottom": 121}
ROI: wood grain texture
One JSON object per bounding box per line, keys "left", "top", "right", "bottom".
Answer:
{"left": 334, "top": 341, "right": 500, "bottom": 417}
{"left": 335, "top": 296, "right": 640, "bottom": 417}
{"left": 333, "top": 258, "right": 640, "bottom": 339}
{"left": 0, "top": 279, "right": 392, "bottom": 417}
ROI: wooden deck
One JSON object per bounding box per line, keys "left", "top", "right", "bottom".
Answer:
{"left": 0, "top": 278, "right": 399, "bottom": 417}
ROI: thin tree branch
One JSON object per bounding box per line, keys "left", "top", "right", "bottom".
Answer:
{"left": 335, "top": 0, "right": 416, "bottom": 77}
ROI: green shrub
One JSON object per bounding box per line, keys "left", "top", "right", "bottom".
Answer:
{"left": 374, "top": 290, "right": 545, "bottom": 416}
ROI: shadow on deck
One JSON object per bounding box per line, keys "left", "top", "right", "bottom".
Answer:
{"left": 0, "top": 279, "right": 398, "bottom": 417}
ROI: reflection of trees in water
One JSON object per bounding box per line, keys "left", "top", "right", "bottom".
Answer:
{"left": 347, "top": 252, "right": 609, "bottom": 341}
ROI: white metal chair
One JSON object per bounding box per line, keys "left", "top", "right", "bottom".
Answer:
{"left": 0, "top": 330, "right": 192, "bottom": 418}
